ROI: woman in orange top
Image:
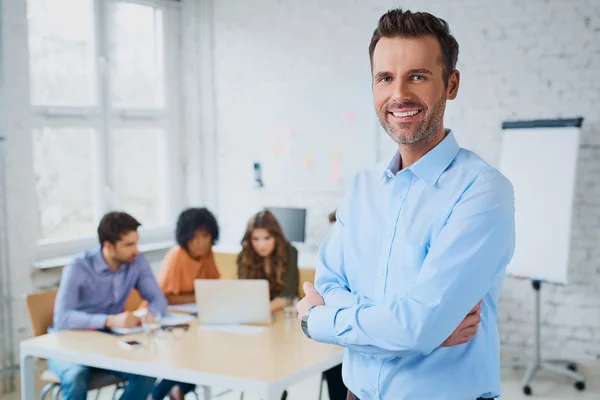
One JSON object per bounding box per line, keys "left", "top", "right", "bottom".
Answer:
{"left": 157, "top": 207, "right": 220, "bottom": 304}
{"left": 150, "top": 207, "right": 220, "bottom": 400}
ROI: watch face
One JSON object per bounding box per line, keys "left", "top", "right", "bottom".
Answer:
{"left": 301, "top": 313, "right": 311, "bottom": 338}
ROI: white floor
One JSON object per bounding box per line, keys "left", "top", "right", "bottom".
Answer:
{"left": 1, "top": 366, "right": 598, "bottom": 400}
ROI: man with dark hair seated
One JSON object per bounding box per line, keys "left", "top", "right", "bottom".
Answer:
{"left": 150, "top": 207, "right": 221, "bottom": 400}
{"left": 49, "top": 211, "right": 167, "bottom": 400}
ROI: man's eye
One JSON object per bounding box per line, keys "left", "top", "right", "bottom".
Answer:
{"left": 411, "top": 75, "right": 426, "bottom": 81}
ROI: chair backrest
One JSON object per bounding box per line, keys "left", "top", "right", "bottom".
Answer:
{"left": 25, "top": 290, "right": 58, "bottom": 337}
{"left": 299, "top": 269, "right": 316, "bottom": 297}
{"left": 214, "top": 251, "right": 239, "bottom": 279}
{"left": 124, "top": 288, "right": 144, "bottom": 311}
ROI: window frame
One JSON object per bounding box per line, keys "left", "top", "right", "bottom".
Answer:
{"left": 30, "top": 0, "right": 183, "bottom": 261}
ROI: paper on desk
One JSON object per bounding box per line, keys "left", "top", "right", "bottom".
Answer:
{"left": 110, "top": 313, "right": 196, "bottom": 335}
{"left": 167, "top": 303, "right": 197, "bottom": 314}
{"left": 161, "top": 313, "right": 195, "bottom": 325}
{"left": 198, "top": 324, "right": 268, "bottom": 335}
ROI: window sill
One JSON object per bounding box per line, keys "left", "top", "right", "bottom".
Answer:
{"left": 33, "top": 239, "right": 175, "bottom": 270}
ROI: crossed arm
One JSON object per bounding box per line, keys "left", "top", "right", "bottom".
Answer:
{"left": 301, "top": 174, "right": 515, "bottom": 357}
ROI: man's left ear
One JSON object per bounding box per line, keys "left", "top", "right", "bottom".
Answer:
{"left": 446, "top": 70, "right": 460, "bottom": 100}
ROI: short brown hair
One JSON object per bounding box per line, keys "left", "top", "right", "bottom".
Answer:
{"left": 368, "top": 8, "right": 459, "bottom": 84}
{"left": 97, "top": 212, "right": 141, "bottom": 247}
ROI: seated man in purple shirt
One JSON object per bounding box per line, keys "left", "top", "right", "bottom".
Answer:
{"left": 48, "top": 211, "right": 168, "bottom": 400}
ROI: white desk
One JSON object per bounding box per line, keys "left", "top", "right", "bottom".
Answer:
{"left": 20, "top": 315, "right": 342, "bottom": 400}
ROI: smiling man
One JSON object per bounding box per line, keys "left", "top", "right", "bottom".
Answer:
{"left": 296, "top": 8, "right": 515, "bottom": 400}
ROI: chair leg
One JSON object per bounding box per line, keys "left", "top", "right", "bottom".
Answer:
{"left": 112, "top": 384, "right": 121, "bottom": 400}
{"left": 40, "top": 383, "right": 56, "bottom": 400}
{"left": 52, "top": 385, "right": 61, "bottom": 400}
{"left": 95, "top": 387, "right": 102, "bottom": 400}
{"left": 239, "top": 393, "right": 244, "bottom": 400}
{"left": 319, "top": 373, "right": 324, "bottom": 400}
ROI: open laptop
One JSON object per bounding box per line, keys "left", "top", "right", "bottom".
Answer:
{"left": 194, "top": 279, "right": 272, "bottom": 325}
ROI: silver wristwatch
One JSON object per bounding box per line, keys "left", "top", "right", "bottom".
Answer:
{"left": 301, "top": 306, "right": 317, "bottom": 338}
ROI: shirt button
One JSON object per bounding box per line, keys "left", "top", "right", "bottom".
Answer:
{"left": 396, "top": 193, "right": 402, "bottom": 199}
{"left": 380, "top": 270, "right": 385, "bottom": 276}
{"left": 371, "top": 388, "right": 377, "bottom": 395}
{"left": 387, "top": 172, "right": 393, "bottom": 178}
{"left": 386, "top": 231, "right": 392, "bottom": 237}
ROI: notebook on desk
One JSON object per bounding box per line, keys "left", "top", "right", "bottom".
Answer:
{"left": 167, "top": 303, "right": 198, "bottom": 315}
{"left": 102, "top": 313, "right": 195, "bottom": 335}
{"left": 194, "top": 279, "right": 272, "bottom": 325}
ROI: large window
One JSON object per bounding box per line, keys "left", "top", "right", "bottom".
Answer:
{"left": 27, "top": 0, "right": 181, "bottom": 255}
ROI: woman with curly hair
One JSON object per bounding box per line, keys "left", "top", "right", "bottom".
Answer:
{"left": 237, "top": 210, "right": 299, "bottom": 313}
{"left": 150, "top": 207, "right": 220, "bottom": 400}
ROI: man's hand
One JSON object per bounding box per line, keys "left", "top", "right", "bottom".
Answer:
{"left": 105, "top": 311, "right": 141, "bottom": 329}
{"left": 441, "top": 301, "right": 482, "bottom": 347}
{"left": 270, "top": 297, "right": 287, "bottom": 313}
{"left": 296, "top": 282, "right": 325, "bottom": 319}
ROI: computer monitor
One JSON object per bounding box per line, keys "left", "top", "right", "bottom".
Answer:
{"left": 266, "top": 207, "right": 306, "bottom": 243}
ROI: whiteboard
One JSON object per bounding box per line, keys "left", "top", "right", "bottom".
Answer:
{"left": 498, "top": 119, "right": 582, "bottom": 285}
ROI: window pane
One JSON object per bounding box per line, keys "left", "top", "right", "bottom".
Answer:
{"left": 112, "top": 128, "right": 165, "bottom": 227}
{"left": 33, "top": 127, "right": 96, "bottom": 240}
{"left": 27, "top": 0, "right": 96, "bottom": 106}
{"left": 110, "top": 3, "right": 164, "bottom": 108}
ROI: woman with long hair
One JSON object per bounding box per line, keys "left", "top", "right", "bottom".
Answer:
{"left": 237, "top": 210, "right": 299, "bottom": 313}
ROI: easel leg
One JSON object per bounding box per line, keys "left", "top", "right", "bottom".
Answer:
{"left": 541, "top": 362, "right": 585, "bottom": 381}
{"left": 520, "top": 280, "right": 586, "bottom": 395}
{"left": 521, "top": 362, "right": 539, "bottom": 388}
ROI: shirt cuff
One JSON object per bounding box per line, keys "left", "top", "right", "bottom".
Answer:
{"left": 307, "top": 305, "right": 339, "bottom": 345}
{"left": 90, "top": 314, "right": 109, "bottom": 330}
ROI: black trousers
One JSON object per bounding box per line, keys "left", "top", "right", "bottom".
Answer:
{"left": 323, "top": 364, "right": 347, "bottom": 400}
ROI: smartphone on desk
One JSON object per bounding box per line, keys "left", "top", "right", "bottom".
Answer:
{"left": 118, "top": 339, "right": 143, "bottom": 350}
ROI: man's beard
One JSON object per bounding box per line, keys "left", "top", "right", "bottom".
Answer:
{"left": 379, "top": 93, "right": 446, "bottom": 145}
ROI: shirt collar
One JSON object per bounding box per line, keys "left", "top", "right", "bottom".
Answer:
{"left": 381, "top": 129, "right": 460, "bottom": 186}
{"left": 380, "top": 151, "right": 402, "bottom": 182}
{"left": 93, "top": 247, "right": 132, "bottom": 272}
{"left": 92, "top": 247, "right": 112, "bottom": 272}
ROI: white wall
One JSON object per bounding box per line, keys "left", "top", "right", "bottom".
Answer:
{"left": 211, "top": 0, "right": 600, "bottom": 362}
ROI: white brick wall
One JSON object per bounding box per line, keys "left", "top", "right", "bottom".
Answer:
{"left": 212, "top": 0, "right": 600, "bottom": 362}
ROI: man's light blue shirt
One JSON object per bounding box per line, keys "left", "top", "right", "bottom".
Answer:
{"left": 308, "top": 131, "right": 515, "bottom": 400}
{"left": 51, "top": 247, "right": 167, "bottom": 332}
